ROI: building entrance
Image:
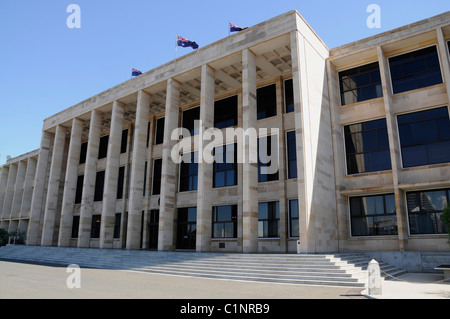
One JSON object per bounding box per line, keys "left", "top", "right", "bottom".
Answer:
{"left": 176, "top": 207, "right": 197, "bottom": 249}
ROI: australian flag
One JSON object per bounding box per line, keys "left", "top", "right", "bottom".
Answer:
{"left": 132, "top": 68, "right": 143, "bottom": 77}
{"left": 230, "top": 23, "right": 248, "bottom": 33}
{"left": 177, "top": 35, "right": 199, "bottom": 50}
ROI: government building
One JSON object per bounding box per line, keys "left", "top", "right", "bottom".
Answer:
{"left": 1, "top": 11, "right": 450, "bottom": 258}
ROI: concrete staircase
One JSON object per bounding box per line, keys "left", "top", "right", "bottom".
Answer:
{"left": 0, "top": 245, "right": 406, "bottom": 288}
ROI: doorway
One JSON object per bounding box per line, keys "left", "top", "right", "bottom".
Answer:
{"left": 177, "top": 207, "right": 197, "bottom": 249}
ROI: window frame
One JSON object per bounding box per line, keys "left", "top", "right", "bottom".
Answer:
{"left": 178, "top": 152, "right": 199, "bottom": 192}
{"left": 343, "top": 118, "right": 392, "bottom": 175}
{"left": 284, "top": 78, "right": 294, "bottom": 113}
{"left": 151, "top": 158, "right": 162, "bottom": 196}
{"left": 397, "top": 106, "right": 450, "bottom": 169}
{"left": 212, "top": 205, "right": 238, "bottom": 239}
{"left": 349, "top": 193, "right": 398, "bottom": 237}
{"left": 258, "top": 201, "right": 280, "bottom": 238}
{"left": 257, "top": 135, "right": 279, "bottom": 183}
{"left": 288, "top": 199, "right": 299, "bottom": 238}
{"left": 257, "top": 83, "right": 277, "bottom": 120}
{"left": 181, "top": 106, "right": 200, "bottom": 137}
{"left": 154, "top": 117, "right": 165, "bottom": 145}
{"left": 406, "top": 188, "right": 450, "bottom": 235}
{"left": 213, "top": 143, "right": 238, "bottom": 188}
{"left": 339, "top": 61, "right": 383, "bottom": 106}
{"left": 286, "top": 130, "right": 297, "bottom": 179}
{"left": 388, "top": 45, "right": 443, "bottom": 95}
{"left": 214, "top": 95, "right": 238, "bottom": 129}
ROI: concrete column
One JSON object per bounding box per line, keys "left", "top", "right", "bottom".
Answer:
{"left": 158, "top": 79, "right": 180, "bottom": 251}
{"left": 126, "top": 91, "right": 150, "bottom": 250}
{"left": 290, "top": 30, "right": 312, "bottom": 253}
{"left": 242, "top": 48, "right": 259, "bottom": 253}
{"left": 377, "top": 46, "right": 408, "bottom": 251}
{"left": 196, "top": 64, "right": 215, "bottom": 252}
{"left": 58, "top": 118, "right": 83, "bottom": 247}
{"left": 0, "top": 166, "right": 10, "bottom": 222}
{"left": 100, "top": 101, "right": 125, "bottom": 249}
{"left": 10, "top": 160, "right": 27, "bottom": 219}
{"left": 28, "top": 131, "right": 53, "bottom": 246}
{"left": 20, "top": 157, "right": 37, "bottom": 219}
{"left": 41, "top": 125, "right": 67, "bottom": 246}
{"left": 78, "top": 110, "right": 102, "bottom": 248}
{"left": 2, "top": 163, "right": 18, "bottom": 221}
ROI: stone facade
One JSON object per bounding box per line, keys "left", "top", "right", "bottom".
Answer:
{"left": 1, "top": 10, "right": 450, "bottom": 254}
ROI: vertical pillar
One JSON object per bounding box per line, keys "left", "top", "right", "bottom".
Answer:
{"left": 100, "top": 101, "right": 124, "bottom": 249}
{"left": 58, "top": 118, "right": 83, "bottom": 247}
{"left": 290, "top": 30, "right": 311, "bottom": 253}
{"left": 0, "top": 166, "right": 10, "bottom": 222}
{"left": 196, "top": 64, "right": 215, "bottom": 252}
{"left": 78, "top": 110, "right": 102, "bottom": 248}
{"left": 41, "top": 125, "right": 67, "bottom": 246}
{"left": 126, "top": 91, "right": 150, "bottom": 250}
{"left": 242, "top": 48, "right": 259, "bottom": 253}
{"left": 158, "top": 79, "right": 180, "bottom": 251}
{"left": 377, "top": 45, "right": 408, "bottom": 251}
{"left": 28, "top": 131, "right": 53, "bottom": 245}
{"left": 1, "top": 163, "right": 18, "bottom": 221}
{"left": 10, "top": 160, "right": 27, "bottom": 220}
{"left": 19, "top": 157, "right": 37, "bottom": 232}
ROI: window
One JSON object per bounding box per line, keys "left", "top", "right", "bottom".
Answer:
{"left": 152, "top": 159, "right": 162, "bottom": 195}
{"left": 349, "top": 194, "right": 397, "bottom": 237}
{"left": 146, "top": 122, "right": 151, "bottom": 147}
{"left": 71, "top": 216, "right": 80, "bottom": 238}
{"left": 113, "top": 213, "right": 121, "bottom": 239}
{"left": 212, "top": 205, "right": 237, "bottom": 238}
{"left": 289, "top": 199, "right": 299, "bottom": 238}
{"left": 214, "top": 95, "right": 238, "bottom": 129}
{"left": 75, "top": 175, "right": 84, "bottom": 204}
{"left": 286, "top": 131, "right": 297, "bottom": 179}
{"left": 258, "top": 136, "right": 279, "bottom": 182}
{"left": 98, "top": 135, "right": 109, "bottom": 159}
{"left": 179, "top": 152, "right": 198, "bottom": 192}
{"left": 258, "top": 201, "right": 280, "bottom": 238}
{"left": 213, "top": 144, "right": 237, "bottom": 188}
{"left": 398, "top": 106, "right": 450, "bottom": 168}
{"left": 344, "top": 118, "right": 392, "bottom": 174}
{"left": 117, "top": 167, "right": 125, "bottom": 199}
{"left": 407, "top": 188, "right": 450, "bottom": 235}
{"left": 91, "top": 215, "right": 101, "bottom": 239}
{"left": 143, "top": 161, "right": 147, "bottom": 196}
{"left": 257, "top": 84, "right": 277, "bottom": 120}
{"left": 182, "top": 106, "right": 200, "bottom": 136}
{"left": 155, "top": 117, "right": 165, "bottom": 145}
{"left": 284, "top": 78, "right": 294, "bottom": 113}
{"left": 94, "top": 171, "right": 105, "bottom": 202}
{"left": 389, "top": 46, "right": 443, "bottom": 94}
{"left": 339, "top": 62, "right": 383, "bottom": 105}
{"left": 79, "top": 142, "right": 87, "bottom": 164}
{"left": 120, "top": 129, "right": 128, "bottom": 154}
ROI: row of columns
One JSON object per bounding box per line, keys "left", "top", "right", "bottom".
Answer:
{"left": 0, "top": 156, "right": 37, "bottom": 233}
{"left": 25, "top": 29, "right": 311, "bottom": 253}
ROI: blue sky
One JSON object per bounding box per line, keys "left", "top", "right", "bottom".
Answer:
{"left": 0, "top": 0, "right": 449, "bottom": 165}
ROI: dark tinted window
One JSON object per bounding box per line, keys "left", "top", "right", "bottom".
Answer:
{"left": 212, "top": 205, "right": 237, "bottom": 238}
{"left": 182, "top": 107, "right": 200, "bottom": 136}
{"left": 152, "top": 159, "right": 162, "bottom": 195}
{"left": 284, "top": 79, "right": 294, "bottom": 113}
{"left": 339, "top": 62, "right": 383, "bottom": 105}
{"left": 344, "top": 118, "right": 392, "bottom": 174}
{"left": 179, "top": 152, "right": 198, "bottom": 192}
{"left": 94, "top": 171, "right": 105, "bottom": 202}
{"left": 398, "top": 107, "right": 450, "bottom": 168}
{"left": 214, "top": 96, "right": 238, "bottom": 129}
{"left": 258, "top": 136, "right": 279, "bottom": 182}
{"left": 389, "top": 46, "right": 443, "bottom": 94}
{"left": 213, "top": 144, "right": 237, "bottom": 188}
{"left": 120, "top": 129, "right": 128, "bottom": 154}
{"left": 98, "top": 135, "right": 109, "bottom": 159}
{"left": 257, "top": 84, "right": 277, "bottom": 120}
{"left": 407, "top": 189, "right": 449, "bottom": 235}
{"left": 258, "top": 201, "right": 280, "bottom": 238}
{"left": 75, "top": 175, "right": 84, "bottom": 204}
{"left": 350, "top": 194, "right": 397, "bottom": 237}
{"left": 79, "top": 142, "right": 88, "bottom": 164}
{"left": 155, "top": 117, "right": 165, "bottom": 145}
{"left": 117, "top": 166, "right": 125, "bottom": 199}
{"left": 91, "top": 215, "right": 101, "bottom": 238}
{"left": 71, "top": 216, "right": 80, "bottom": 238}
{"left": 286, "top": 131, "right": 297, "bottom": 179}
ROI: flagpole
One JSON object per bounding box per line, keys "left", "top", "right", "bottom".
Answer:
{"left": 175, "top": 34, "right": 178, "bottom": 60}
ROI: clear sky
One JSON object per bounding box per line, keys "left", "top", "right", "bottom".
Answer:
{"left": 0, "top": 0, "right": 449, "bottom": 165}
